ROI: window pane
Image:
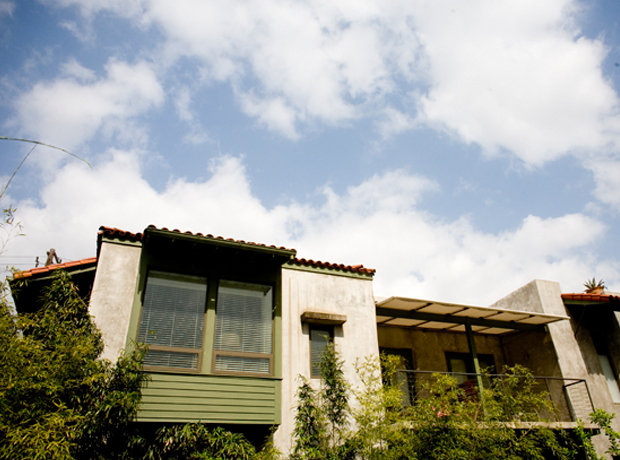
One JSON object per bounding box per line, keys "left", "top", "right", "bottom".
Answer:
{"left": 145, "top": 349, "right": 199, "bottom": 369}
{"left": 138, "top": 271, "right": 207, "bottom": 369}
{"left": 311, "top": 327, "right": 333, "bottom": 378}
{"left": 214, "top": 280, "right": 273, "bottom": 373}
{"left": 599, "top": 355, "right": 620, "bottom": 403}
{"left": 215, "top": 355, "right": 270, "bottom": 374}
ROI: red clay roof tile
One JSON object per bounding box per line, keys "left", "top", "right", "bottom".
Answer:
{"left": 93, "top": 226, "right": 376, "bottom": 276}
{"left": 561, "top": 293, "right": 619, "bottom": 303}
{"left": 289, "top": 258, "right": 376, "bottom": 275}
{"left": 98, "top": 225, "right": 296, "bottom": 253}
{"left": 13, "top": 257, "right": 97, "bottom": 279}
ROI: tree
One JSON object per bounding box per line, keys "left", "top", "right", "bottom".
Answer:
{"left": 0, "top": 270, "right": 147, "bottom": 460}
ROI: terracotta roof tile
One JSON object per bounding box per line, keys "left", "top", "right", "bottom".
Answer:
{"left": 13, "top": 257, "right": 98, "bottom": 279}
{"left": 147, "top": 225, "right": 296, "bottom": 252}
{"left": 98, "top": 226, "right": 144, "bottom": 242}
{"left": 561, "top": 293, "right": 620, "bottom": 303}
{"left": 97, "top": 226, "right": 375, "bottom": 275}
{"left": 289, "top": 258, "right": 376, "bottom": 275}
{"left": 98, "top": 225, "right": 295, "bottom": 253}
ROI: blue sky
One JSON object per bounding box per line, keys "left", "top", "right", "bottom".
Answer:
{"left": 1, "top": 0, "right": 620, "bottom": 304}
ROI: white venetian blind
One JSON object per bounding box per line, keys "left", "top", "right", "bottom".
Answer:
{"left": 311, "top": 327, "right": 333, "bottom": 377}
{"left": 214, "top": 280, "right": 273, "bottom": 373}
{"left": 138, "top": 271, "right": 207, "bottom": 369}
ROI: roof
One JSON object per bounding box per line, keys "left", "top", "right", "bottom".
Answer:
{"left": 376, "top": 296, "right": 568, "bottom": 335}
{"left": 12, "top": 257, "right": 98, "bottom": 280}
{"left": 288, "top": 258, "right": 376, "bottom": 275}
{"left": 561, "top": 293, "right": 620, "bottom": 303}
{"left": 99, "top": 225, "right": 295, "bottom": 252}
{"left": 99, "top": 225, "right": 375, "bottom": 275}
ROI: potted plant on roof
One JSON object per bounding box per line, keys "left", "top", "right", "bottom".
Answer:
{"left": 584, "top": 278, "right": 606, "bottom": 295}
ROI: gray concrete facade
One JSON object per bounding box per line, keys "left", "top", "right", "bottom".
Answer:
{"left": 89, "top": 239, "right": 142, "bottom": 362}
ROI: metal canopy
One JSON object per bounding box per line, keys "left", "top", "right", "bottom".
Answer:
{"left": 376, "top": 296, "right": 569, "bottom": 335}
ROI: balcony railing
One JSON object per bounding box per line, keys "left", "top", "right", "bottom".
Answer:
{"left": 395, "top": 370, "right": 594, "bottom": 423}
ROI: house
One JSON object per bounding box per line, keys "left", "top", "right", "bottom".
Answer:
{"left": 10, "top": 224, "right": 620, "bottom": 455}
{"left": 11, "top": 225, "right": 379, "bottom": 452}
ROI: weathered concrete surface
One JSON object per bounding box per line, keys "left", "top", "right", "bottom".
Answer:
{"left": 377, "top": 326, "right": 505, "bottom": 372}
{"left": 493, "top": 280, "right": 619, "bottom": 456}
{"left": 89, "top": 241, "right": 142, "bottom": 362}
{"left": 274, "top": 268, "right": 379, "bottom": 454}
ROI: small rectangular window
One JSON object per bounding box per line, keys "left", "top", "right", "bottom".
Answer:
{"left": 213, "top": 280, "right": 274, "bottom": 375}
{"left": 310, "top": 326, "right": 334, "bottom": 378}
{"left": 446, "top": 352, "right": 495, "bottom": 388}
{"left": 599, "top": 355, "right": 620, "bottom": 403}
{"left": 138, "top": 271, "right": 208, "bottom": 371}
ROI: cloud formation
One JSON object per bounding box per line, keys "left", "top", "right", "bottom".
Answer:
{"left": 8, "top": 152, "right": 615, "bottom": 305}
{"left": 50, "top": 0, "right": 620, "bottom": 160}
{"left": 11, "top": 59, "right": 163, "bottom": 153}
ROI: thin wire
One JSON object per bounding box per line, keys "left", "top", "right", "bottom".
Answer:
{"left": 0, "top": 137, "right": 91, "bottom": 165}
{"left": 0, "top": 144, "right": 37, "bottom": 200}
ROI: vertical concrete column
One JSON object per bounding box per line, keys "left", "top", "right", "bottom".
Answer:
{"left": 89, "top": 240, "right": 142, "bottom": 362}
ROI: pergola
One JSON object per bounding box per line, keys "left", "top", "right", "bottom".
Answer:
{"left": 376, "top": 296, "right": 569, "bottom": 389}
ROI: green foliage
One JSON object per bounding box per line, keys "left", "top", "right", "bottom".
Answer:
{"left": 583, "top": 278, "right": 606, "bottom": 291}
{"left": 0, "top": 270, "right": 147, "bottom": 460}
{"left": 576, "top": 409, "right": 620, "bottom": 460}
{"left": 291, "top": 349, "right": 581, "bottom": 460}
{"left": 292, "top": 344, "right": 352, "bottom": 460}
{"left": 144, "top": 424, "right": 259, "bottom": 460}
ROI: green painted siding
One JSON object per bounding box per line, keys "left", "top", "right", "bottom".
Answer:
{"left": 139, "top": 372, "right": 281, "bottom": 425}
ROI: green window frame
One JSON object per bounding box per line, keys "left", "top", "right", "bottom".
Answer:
{"left": 137, "top": 272, "right": 276, "bottom": 376}
{"left": 213, "top": 280, "right": 274, "bottom": 376}
{"left": 446, "top": 352, "right": 495, "bottom": 387}
{"left": 138, "top": 271, "right": 208, "bottom": 372}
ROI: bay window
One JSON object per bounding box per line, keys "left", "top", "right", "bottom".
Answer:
{"left": 137, "top": 271, "right": 274, "bottom": 376}
{"left": 138, "top": 271, "right": 207, "bottom": 371}
{"left": 214, "top": 280, "right": 273, "bottom": 375}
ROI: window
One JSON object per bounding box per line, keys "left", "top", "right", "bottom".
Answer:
{"left": 380, "top": 348, "right": 415, "bottom": 405}
{"left": 598, "top": 355, "right": 620, "bottom": 403}
{"left": 138, "top": 271, "right": 207, "bottom": 371}
{"left": 213, "top": 280, "right": 274, "bottom": 375}
{"left": 446, "top": 352, "right": 495, "bottom": 387}
{"left": 310, "top": 326, "right": 334, "bottom": 378}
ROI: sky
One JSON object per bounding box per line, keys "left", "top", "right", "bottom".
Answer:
{"left": 1, "top": 0, "right": 620, "bottom": 305}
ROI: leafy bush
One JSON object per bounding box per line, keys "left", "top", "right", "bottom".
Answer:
{"left": 292, "top": 346, "right": 582, "bottom": 460}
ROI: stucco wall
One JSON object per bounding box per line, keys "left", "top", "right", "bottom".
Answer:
{"left": 89, "top": 240, "right": 142, "bottom": 362}
{"left": 377, "top": 326, "right": 505, "bottom": 372}
{"left": 274, "top": 268, "right": 379, "bottom": 454}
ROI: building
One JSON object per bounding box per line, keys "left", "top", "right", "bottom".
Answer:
{"left": 12, "top": 225, "right": 378, "bottom": 452}
{"left": 10, "top": 225, "right": 620, "bottom": 455}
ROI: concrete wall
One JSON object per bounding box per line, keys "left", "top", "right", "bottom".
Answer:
{"left": 89, "top": 240, "right": 142, "bottom": 362}
{"left": 377, "top": 326, "right": 505, "bottom": 372}
{"left": 492, "top": 280, "right": 620, "bottom": 456}
{"left": 274, "top": 268, "right": 379, "bottom": 454}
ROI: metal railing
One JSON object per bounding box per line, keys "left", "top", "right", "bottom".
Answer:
{"left": 395, "top": 370, "right": 594, "bottom": 423}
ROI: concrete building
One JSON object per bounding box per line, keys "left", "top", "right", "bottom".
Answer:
{"left": 10, "top": 225, "right": 620, "bottom": 455}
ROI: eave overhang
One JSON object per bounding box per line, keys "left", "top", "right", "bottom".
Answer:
{"left": 143, "top": 226, "right": 296, "bottom": 266}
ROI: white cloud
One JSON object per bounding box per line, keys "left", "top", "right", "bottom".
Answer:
{"left": 8, "top": 152, "right": 616, "bottom": 305}
{"left": 412, "top": 0, "right": 620, "bottom": 165}
{"left": 588, "top": 156, "right": 620, "bottom": 209}
{"left": 10, "top": 59, "right": 164, "bottom": 153}
{"left": 53, "top": 0, "right": 620, "bottom": 165}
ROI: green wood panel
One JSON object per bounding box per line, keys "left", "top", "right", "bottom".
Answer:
{"left": 139, "top": 372, "right": 279, "bottom": 425}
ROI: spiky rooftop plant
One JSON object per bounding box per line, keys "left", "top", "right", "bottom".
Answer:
{"left": 584, "top": 278, "right": 606, "bottom": 294}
